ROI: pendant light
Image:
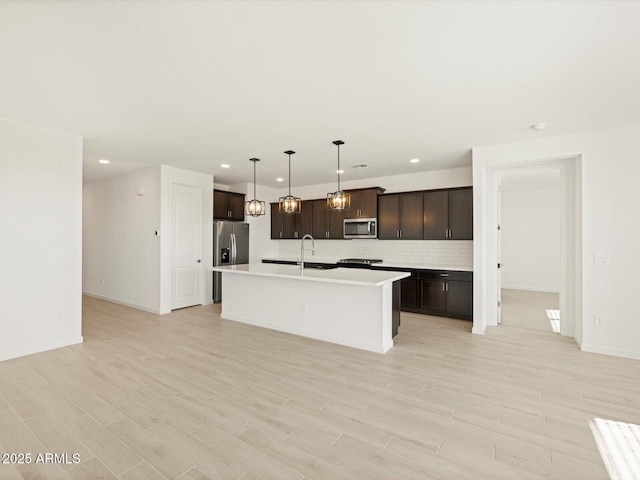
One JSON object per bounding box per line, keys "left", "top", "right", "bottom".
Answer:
{"left": 279, "top": 150, "right": 301, "bottom": 214}
{"left": 327, "top": 140, "right": 350, "bottom": 211}
{"left": 245, "top": 158, "right": 265, "bottom": 217}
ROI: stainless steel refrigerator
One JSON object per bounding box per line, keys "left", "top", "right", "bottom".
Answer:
{"left": 213, "top": 221, "right": 250, "bottom": 303}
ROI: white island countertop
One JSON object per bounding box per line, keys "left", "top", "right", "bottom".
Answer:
{"left": 211, "top": 263, "right": 409, "bottom": 287}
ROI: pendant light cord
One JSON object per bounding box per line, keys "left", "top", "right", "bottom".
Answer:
{"left": 337, "top": 143, "right": 341, "bottom": 191}
{"left": 253, "top": 160, "right": 257, "bottom": 199}
{"left": 288, "top": 153, "right": 292, "bottom": 196}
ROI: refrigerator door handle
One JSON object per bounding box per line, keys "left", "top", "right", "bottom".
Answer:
{"left": 231, "top": 233, "right": 236, "bottom": 264}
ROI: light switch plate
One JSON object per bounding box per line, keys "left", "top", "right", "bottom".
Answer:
{"left": 594, "top": 253, "right": 611, "bottom": 265}
{"left": 594, "top": 314, "right": 606, "bottom": 327}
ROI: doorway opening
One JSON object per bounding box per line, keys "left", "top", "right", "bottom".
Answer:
{"left": 473, "top": 154, "right": 582, "bottom": 343}
{"left": 498, "top": 167, "right": 562, "bottom": 333}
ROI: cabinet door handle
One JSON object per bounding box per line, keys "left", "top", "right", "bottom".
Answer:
{"left": 446, "top": 283, "right": 449, "bottom": 292}
{"left": 399, "top": 230, "right": 402, "bottom": 238}
{"left": 280, "top": 232, "right": 282, "bottom": 238}
{"left": 442, "top": 283, "right": 445, "bottom": 291}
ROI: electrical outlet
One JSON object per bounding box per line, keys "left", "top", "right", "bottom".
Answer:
{"left": 594, "top": 314, "right": 606, "bottom": 328}
{"left": 101, "top": 278, "right": 105, "bottom": 286}
{"left": 299, "top": 304, "right": 308, "bottom": 314}
{"left": 594, "top": 253, "right": 611, "bottom": 265}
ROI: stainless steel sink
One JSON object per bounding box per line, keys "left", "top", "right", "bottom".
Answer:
{"left": 306, "top": 264, "right": 338, "bottom": 270}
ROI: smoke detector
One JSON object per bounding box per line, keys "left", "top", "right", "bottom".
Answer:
{"left": 350, "top": 163, "right": 370, "bottom": 170}
{"left": 530, "top": 123, "right": 546, "bottom": 132}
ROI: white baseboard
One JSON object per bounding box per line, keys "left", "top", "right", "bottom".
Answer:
{"left": 0, "top": 335, "right": 84, "bottom": 362}
{"left": 581, "top": 343, "right": 640, "bottom": 360}
{"left": 472, "top": 322, "right": 487, "bottom": 335}
{"left": 501, "top": 286, "right": 560, "bottom": 293}
{"left": 83, "top": 292, "right": 161, "bottom": 314}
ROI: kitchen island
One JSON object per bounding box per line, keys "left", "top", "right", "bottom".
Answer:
{"left": 211, "top": 263, "right": 410, "bottom": 353}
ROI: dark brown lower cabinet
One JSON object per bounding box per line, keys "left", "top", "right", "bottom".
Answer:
{"left": 392, "top": 281, "right": 401, "bottom": 338}
{"left": 400, "top": 272, "right": 419, "bottom": 309}
{"left": 446, "top": 280, "right": 473, "bottom": 318}
{"left": 417, "top": 270, "right": 473, "bottom": 320}
{"left": 420, "top": 279, "right": 447, "bottom": 312}
{"left": 376, "top": 267, "right": 473, "bottom": 321}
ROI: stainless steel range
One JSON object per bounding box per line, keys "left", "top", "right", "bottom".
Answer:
{"left": 337, "top": 258, "right": 383, "bottom": 266}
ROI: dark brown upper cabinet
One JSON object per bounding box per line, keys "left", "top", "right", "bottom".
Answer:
{"left": 344, "top": 187, "right": 385, "bottom": 219}
{"left": 271, "top": 201, "right": 313, "bottom": 239}
{"left": 378, "top": 192, "right": 423, "bottom": 240}
{"left": 298, "top": 201, "right": 314, "bottom": 238}
{"left": 424, "top": 187, "right": 473, "bottom": 240}
{"left": 270, "top": 203, "right": 282, "bottom": 239}
{"left": 214, "top": 190, "right": 245, "bottom": 221}
{"left": 311, "top": 199, "right": 344, "bottom": 239}
{"left": 449, "top": 188, "right": 473, "bottom": 239}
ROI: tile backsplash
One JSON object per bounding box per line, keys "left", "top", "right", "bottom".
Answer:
{"left": 276, "top": 239, "right": 473, "bottom": 267}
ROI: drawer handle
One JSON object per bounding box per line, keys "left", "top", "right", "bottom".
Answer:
{"left": 440, "top": 273, "right": 449, "bottom": 277}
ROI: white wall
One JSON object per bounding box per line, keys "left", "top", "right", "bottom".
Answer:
{"left": 0, "top": 118, "right": 83, "bottom": 361}
{"left": 500, "top": 186, "right": 561, "bottom": 292}
{"left": 473, "top": 124, "right": 640, "bottom": 359}
{"left": 83, "top": 166, "right": 162, "bottom": 313}
{"left": 160, "top": 165, "right": 214, "bottom": 314}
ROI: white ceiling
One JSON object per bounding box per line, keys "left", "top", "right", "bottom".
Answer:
{"left": 2, "top": 1, "right": 640, "bottom": 187}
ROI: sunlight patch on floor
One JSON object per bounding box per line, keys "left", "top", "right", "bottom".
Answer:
{"left": 590, "top": 417, "right": 640, "bottom": 479}
{"left": 546, "top": 309, "right": 560, "bottom": 333}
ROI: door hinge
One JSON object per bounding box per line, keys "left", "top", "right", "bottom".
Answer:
{"left": 498, "top": 300, "right": 501, "bottom": 307}
{"left": 497, "top": 224, "right": 501, "bottom": 231}
{"left": 497, "top": 263, "right": 502, "bottom": 269}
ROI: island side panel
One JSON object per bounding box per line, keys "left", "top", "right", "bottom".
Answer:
{"left": 220, "top": 272, "right": 393, "bottom": 353}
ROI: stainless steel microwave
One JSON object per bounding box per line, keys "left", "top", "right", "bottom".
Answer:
{"left": 344, "top": 218, "right": 377, "bottom": 239}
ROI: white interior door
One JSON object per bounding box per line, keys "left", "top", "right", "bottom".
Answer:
{"left": 171, "top": 184, "right": 202, "bottom": 310}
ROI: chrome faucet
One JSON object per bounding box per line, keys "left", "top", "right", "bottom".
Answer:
{"left": 299, "top": 234, "right": 315, "bottom": 273}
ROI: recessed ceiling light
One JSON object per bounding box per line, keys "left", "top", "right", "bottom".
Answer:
{"left": 276, "top": 177, "right": 284, "bottom": 182}
{"left": 336, "top": 169, "right": 345, "bottom": 174}
{"left": 98, "top": 159, "right": 110, "bottom": 164}
{"left": 530, "top": 123, "right": 546, "bottom": 132}
{"left": 409, "top": 158, "right": 420, "bottom": 164}
{"left": 221, "top": 164, "right": 230, "bottom": 168}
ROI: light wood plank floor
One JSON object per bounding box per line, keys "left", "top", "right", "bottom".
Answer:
{"left": 1, "top": 296, "right": 639, "bottom": 479}
{"left": 501, "top": 289, "right": 560, "bottom": 333}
